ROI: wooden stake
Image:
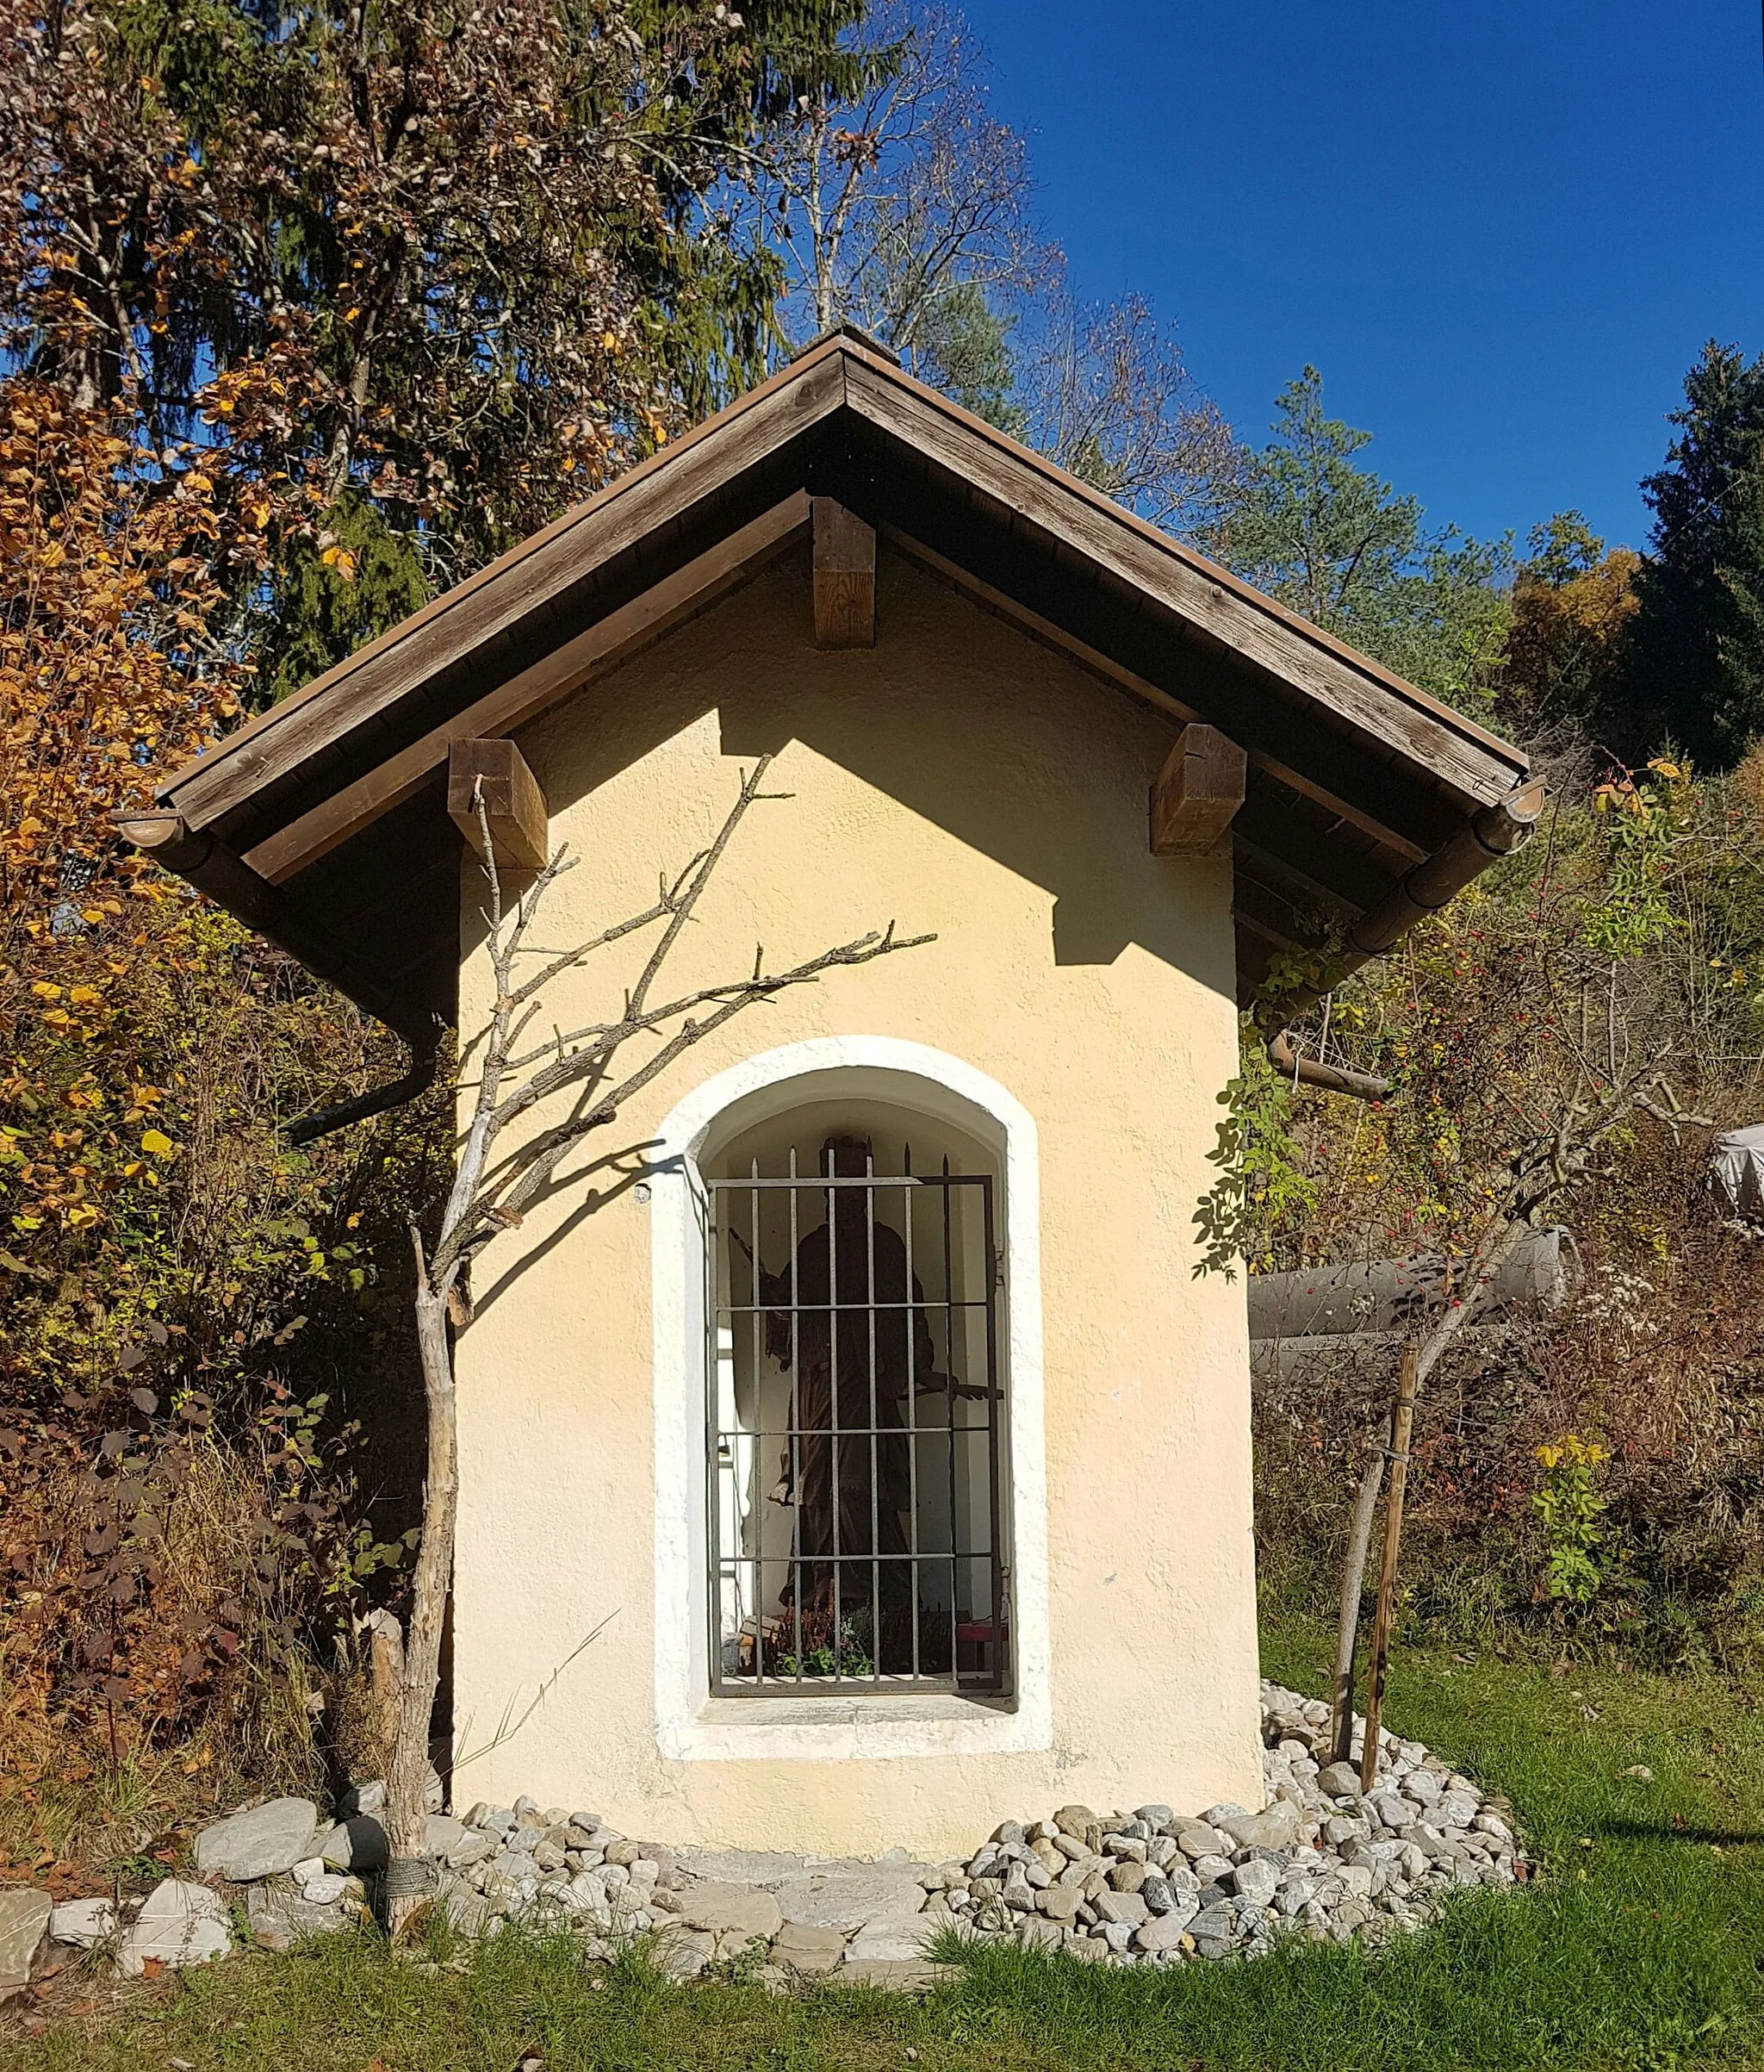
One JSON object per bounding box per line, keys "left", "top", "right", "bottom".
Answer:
{"left": 1360, "top": 1342, "right": 1419, "bottom": 1792}
{"left": 364, "top": 1608, "right": 405, "bottom": 1777}
{"left": 1329, "top": 1449, "right": 1387, "bottom": 1765}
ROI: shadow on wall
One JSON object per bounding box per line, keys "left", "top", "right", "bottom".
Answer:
{"left": 501, "top": 546, "right": 1228, "bottom": 988}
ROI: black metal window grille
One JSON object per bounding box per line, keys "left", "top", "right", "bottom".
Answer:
{"left": 706, "top": 1143, "right": 1009, "bottom": 1696}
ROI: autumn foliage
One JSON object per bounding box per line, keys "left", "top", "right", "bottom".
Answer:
{"left": 0, "top": 384, "right": 446, "bottom": 1826}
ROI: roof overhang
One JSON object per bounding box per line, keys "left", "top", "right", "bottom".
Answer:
{"left": 125, "top": 326, "right": 1536, "bottom": 1046}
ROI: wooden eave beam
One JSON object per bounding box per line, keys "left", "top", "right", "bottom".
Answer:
{"left": 1150, "top": 725, "right": 1246, "bottom": 856}
{"left": 448, "top": 737, "right": 548, "bottom": 875}
{"left": 240, "top": 494, "right": 811, "bottom": 885}
{"left": 1231, "top": 780, "right": 1409, "bottom": 912}
{"left": 811, "top": 497, "right": 875, "bottom": 646}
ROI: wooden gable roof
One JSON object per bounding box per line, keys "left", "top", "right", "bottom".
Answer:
{"left": 124, "top": 325, "right": 1537, "bottom": 1046}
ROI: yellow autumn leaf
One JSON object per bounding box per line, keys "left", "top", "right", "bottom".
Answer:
{"left": 140, "top": 1128, "right": 175, "bottom": 1156}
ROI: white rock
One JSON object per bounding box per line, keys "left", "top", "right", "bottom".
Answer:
{"left": 0, "top": 1888, "right": 51, "bottom": 1998}
{"left": 844, "top": 1911, "right": 929, "bottom": 1962}
{"left": 1175, "top": 1824, "right": 1228, "bottom": 1859}
{"left": 674, "top": 1882, "right": 783, "bottom": 1938}
{"left": 1215, "top": 1801, "right": 1302, "bottom": 1851}
{"left": 774, "top": 1870, "right": 924, "bottom": 1930}
{"left": 50, "top": 1896, "right": 116, "bottom": 1949}
{"left": 119, "top": 1881, "right": 231, "bottom": 1976}
{"left": 317, "top": 1815, "right": 389, "bottom": 1873}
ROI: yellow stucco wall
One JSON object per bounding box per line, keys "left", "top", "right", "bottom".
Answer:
{"left": 450, "top": 544, "right": 1264, "bottom": 1857}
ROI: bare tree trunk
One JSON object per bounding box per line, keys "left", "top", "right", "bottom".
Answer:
{"left": 357, "top": 759, "right": 927, "bottom": 1938}
{"left": 1329, "top": 1447, "right": 1386, "bottom": 1765}
{"left": 365, "top": 1608, "right": 405, "bottom": 1776}
{"left": 1359, "top": 1344, "right": 1419, "bottom": 1790}
{"left": 383, "top": 1276, "right": 457, "bottom": 1935}
{"left": 1329, "top": 1210, "right": 1536, "bottom": 1766}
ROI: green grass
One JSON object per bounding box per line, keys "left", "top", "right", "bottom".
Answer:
{"left": 8, "top": 1621, "right": 1764, "bottom": 2072}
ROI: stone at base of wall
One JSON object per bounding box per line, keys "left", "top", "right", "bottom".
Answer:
{"left": 1, "top": 1683, "right": 1527, "bottom": 2003}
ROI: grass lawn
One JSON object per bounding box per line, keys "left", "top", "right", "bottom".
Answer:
{"left": 7, "top": 1619, "right": 1763, "bottom": 2072}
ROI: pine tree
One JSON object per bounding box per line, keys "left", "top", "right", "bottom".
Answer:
{"left": 1624, "top": 341, "right": 1764, "bottom": 765}
{"left": 0, "top": 0, "right": 877, "bottom": 700}
{"left": 1210, "top": 368, "right": 1511, "bottom": 717}
{"left": 914, "top": 283, "right": 1023, "bottom": 433}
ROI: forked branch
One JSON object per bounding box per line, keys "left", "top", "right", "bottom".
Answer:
{"left": 381, "top": 751, "right": 932, "bottom": 1935}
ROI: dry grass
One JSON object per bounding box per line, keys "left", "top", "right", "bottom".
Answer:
{"left": 0, "top": 1442, "right": 376, "bottom": 1890}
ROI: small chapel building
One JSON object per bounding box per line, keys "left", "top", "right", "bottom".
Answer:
{"left": 130, "top": 328, "right": 1536, "bottom": 1860}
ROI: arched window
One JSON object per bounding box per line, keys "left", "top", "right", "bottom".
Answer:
{"left": 703, "top": 1091, "right": 1010, "bottom": 1698}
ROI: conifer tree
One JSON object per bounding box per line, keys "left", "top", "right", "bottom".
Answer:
{"left": 1210, "top": 367, "right": 1511, "bottom": 718}
{"left": 1624, "top": 340, "right": 1764, "bottom": 765}
{"left": 0, "top": 0, "right": 874, "bottom": 700}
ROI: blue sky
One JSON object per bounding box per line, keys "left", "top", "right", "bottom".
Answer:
{"left": 956, "top": 0, "right": 1764, "bottom": 555}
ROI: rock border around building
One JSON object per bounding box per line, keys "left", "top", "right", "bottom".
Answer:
{"left": 7, "top": 1683, "right": 1526, "bottom": 2003}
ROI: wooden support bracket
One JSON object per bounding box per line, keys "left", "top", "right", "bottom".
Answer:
{"left": 1150, "top": 723, "right": 1247, "bottom": 856}
{"left": 448, "top": 737, "right": 549, "bottom": 875}
{"left": 812, "top": 496, "right": 876, "bottom": 648}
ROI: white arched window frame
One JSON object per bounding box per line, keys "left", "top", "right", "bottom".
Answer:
{"left": 649, "top": 1037, "right": 1052, "bottom": 1762}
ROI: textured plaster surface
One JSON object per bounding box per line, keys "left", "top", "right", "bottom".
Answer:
{"left": 450, "top": 548, "right": 1262, "bottom": 1858}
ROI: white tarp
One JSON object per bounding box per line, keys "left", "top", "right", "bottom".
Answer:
{"left": 1711, "top": 1123, "right": 1764, "bottom": 1217}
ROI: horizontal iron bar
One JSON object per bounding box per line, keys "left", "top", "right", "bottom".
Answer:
{"left": 715, "top": 1426, "right": 991, "bottom": 1441}
{"left": 717, "top": 1298, "right": 988, "bottom": 1315}
{"left": 709, "top": 1174, "right": 988, "bottom": 1191}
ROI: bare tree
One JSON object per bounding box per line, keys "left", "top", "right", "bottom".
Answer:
{"left": 1013, "top": 281, "right": 1244, "bottom": 535}
{"left": 722, "top": 5, "right": 1243, "bottom": 539}
{"left": 1325, "top": 1057, "right": 1706, "bottom": 1765}
{"left": 748, "top": 3, "right": 1051, "bottom": 359}
{"left": 369, "top": 756, "right": 929, "bottom": 1932}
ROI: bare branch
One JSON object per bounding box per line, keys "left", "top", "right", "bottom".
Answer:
{"left": 439, "top": 921, "right": 931, "bottom": 1274}
{"left": 625, "top": 755, "right": 779, "bottom": 1022}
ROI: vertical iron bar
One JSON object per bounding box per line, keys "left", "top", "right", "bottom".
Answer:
{"left": 707, "top": 1179, "right": 720, "bottom": 1690}
{"left": 904, "top": 1148, "right": 921, "bottom": 1683}
{"left": 750, "top": 1158, "right": 763, "bottom": 1688}
{"left": 828, "top": 1141, "right": 842, "bottom": 1684}
{"left": 789, "top": 1144, "right": 802, "bottom": 1686}
{"left": 941, "top": 1160, "right": 959, "bottom": 1682}
{"left": 866, "top": 1146, "right": 879, "bottom": 1685}
{"left": 981, "top": 1173, "right": 1004, "bottom": 1693}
